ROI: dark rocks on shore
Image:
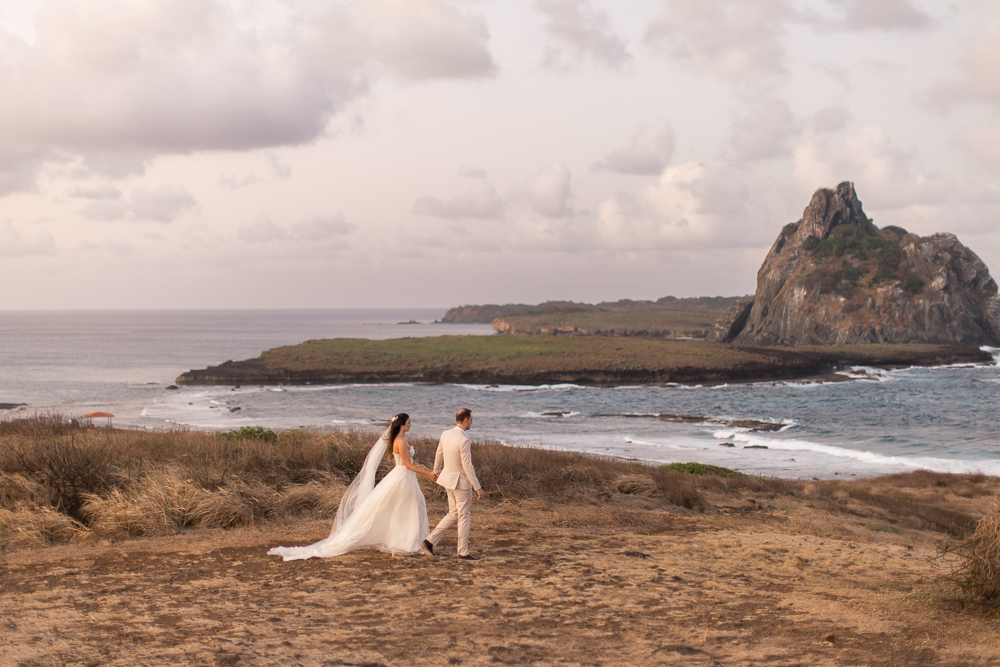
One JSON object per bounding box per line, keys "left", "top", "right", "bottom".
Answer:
{"left": 0, "top": 403, "right": 27, "bottom": 411}
{"left": 709, "top": 181, "right": 1000, "bottom": 346}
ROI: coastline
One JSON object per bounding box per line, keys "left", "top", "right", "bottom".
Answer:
{"left": 174, "top": 335, "right": 993, "bottom": 387}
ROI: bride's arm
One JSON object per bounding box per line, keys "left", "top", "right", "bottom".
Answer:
{"left": 395, "top": 438, "right": 437, "bottom": 479}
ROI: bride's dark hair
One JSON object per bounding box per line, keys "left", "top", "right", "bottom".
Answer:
{"left": 382, "top": 413, "right": 410, "bottom": 450}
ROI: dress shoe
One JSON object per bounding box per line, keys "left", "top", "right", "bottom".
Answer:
{"left": 458, "top": 553, "right": 481, "bottom": 562}
{"left": 420, "top": 540, "right": 436, "bottom": 558}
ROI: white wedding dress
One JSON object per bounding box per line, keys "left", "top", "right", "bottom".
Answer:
{"left": 267, "top": 436, "right": 430, "bottom": 561}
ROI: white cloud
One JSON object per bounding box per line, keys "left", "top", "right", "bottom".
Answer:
{"left": 811, "top": 106, "right": 852, "bottom": 133}
{"left": 961, "top": 20, "right": 1000, "bottom": 104}
{"left": 413, "top": 178, "right": 504, "bottom": 219}
{"left": 81, "top": 185, "right": 196, "bottom": 223}
{"left": 0, "top": 0, "right": 495, "bottom": 194}
{"left": 362, "top": 0, "right": 496, "bottom": 80}
{"left": 729, "top": 98, "right": 798, "bottom": 161}
{"left": 593, "top": 122, "right": 675, "bottom": 175}
{"left": 595, "top": 162, "right": 758, "bottom": 251}
{"left": 822, "top": 0, "right": 934, "bottom": 32}
{"left": 219, "top": 154, "right": 292, "bottom": 190}
{"left": 644, "top": 0, "right": 791, "bottom": 83}
{"left": 0, "top": 145, "right": 49, "bottom": 196}
{"left": 535, "top": 0, "right": 630, "bottom": 71}
{"left": 238, "top": 217, "right": 287, "bottom": 243}
{"left": 522, "top": 163, "right": 573, "bottom": 218}
{"left": 792, "top": 124, "right": 960, "bottom": 214}
{"left": 290, "top": 214, "right": 356, "bottom": 241}
{"left": 955, "top": 123, "right": 1000, "bottom": 171}
{"left": 0, "top": 219, "right": 56, "bottom": 257}
{"left": 67, "top": 185, "right": 122, "bottom": 200}
{"left": 239, "top": 213, "right": 356, "bottom": 244}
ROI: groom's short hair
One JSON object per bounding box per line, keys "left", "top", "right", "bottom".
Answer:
{"left": 456, "top": 408, "right": 472, "bottom": 423}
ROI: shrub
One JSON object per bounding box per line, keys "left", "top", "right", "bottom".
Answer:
{"left": 661, "top": 462, "right": 749, "bottom": 479}
{"left": 907, "top": 277, "right": 925, "bottom": 294}
{"left": 946, "top": 495, "right": 1000, "bottom": 606}
{"left": 222, "top": 426, "right": 278, "bottom": 444}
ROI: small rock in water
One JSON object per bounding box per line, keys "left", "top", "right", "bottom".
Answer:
{"left": 719, "top": 443, "right": 735, "bottom": 448}
{"left": 744, "top": 444, "right": 768, "bottom": 449}
{"left": 230, "top": 406, "right": 241, "bottom": 412}
{"left": 165, "top": 385, "right": 179, "bottom": 391}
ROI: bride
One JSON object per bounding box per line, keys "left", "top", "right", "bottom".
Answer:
{"left": 268, "top": 413, "right": 437, "bottom": 561}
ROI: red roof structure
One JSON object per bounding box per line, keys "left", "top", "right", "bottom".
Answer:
{"left": 83, "top": 412, "right": 115, "bottom": 426}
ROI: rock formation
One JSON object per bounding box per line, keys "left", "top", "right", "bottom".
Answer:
{"left": 709, "top": 182, "right": 1000, "bottom": 346}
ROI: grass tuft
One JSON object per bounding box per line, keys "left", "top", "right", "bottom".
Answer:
{"left": 946, "top": 495, "right": 1000, "bottom": 606}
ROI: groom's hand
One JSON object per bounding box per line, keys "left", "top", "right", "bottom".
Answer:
{"left": 476, "top": 489, "right": 484, "bottom": 501}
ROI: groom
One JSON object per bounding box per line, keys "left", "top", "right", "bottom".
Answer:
{"left": 421, "top": 408, "right": 484, "bottom": 562}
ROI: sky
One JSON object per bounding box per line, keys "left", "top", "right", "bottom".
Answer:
{"left": 1, "top": 0, "right": 999, "bottom": 310}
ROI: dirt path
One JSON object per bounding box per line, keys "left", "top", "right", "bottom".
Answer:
{"left": 3, "top": 499, "right": 999, "bottom": 666}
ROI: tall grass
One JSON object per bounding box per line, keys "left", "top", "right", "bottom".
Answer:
{"left": 946, "top": 495, "right": 1000, "bottom": 606}
{"left": 1, "top": 416, "right": 995, "bottom": 550}
{"left": 0, "top": 417, "right": 708, "bottom": 548}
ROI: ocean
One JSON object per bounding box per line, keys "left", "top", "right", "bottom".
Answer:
{"left": 1, "top": 309, "right": 998, "bottom": 480}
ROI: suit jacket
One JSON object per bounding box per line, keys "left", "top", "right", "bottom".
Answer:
{"left": 434, "top": 426, "right": 481, "bottom": 492}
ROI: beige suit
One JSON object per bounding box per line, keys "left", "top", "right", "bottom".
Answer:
{"left": 427, "top": 426, "right": 481, "bottom": 555}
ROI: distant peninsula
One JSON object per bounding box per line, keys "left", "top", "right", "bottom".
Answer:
{"left": 444, "top": 296, "right": 744, "bottom": 338}
{"left": 175, "top": 336, "right": 990, "bottom": 387}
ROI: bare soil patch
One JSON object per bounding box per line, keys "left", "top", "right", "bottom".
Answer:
{"left": 4, "top": 489, "right": 1000, "bottom": 666}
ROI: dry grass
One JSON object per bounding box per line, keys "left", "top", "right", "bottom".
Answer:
{"left": 2, "top": 416, "right": 998, "bottom": 566}
{"left": 947, "top": 494, "right": 1000, "bottom": 606}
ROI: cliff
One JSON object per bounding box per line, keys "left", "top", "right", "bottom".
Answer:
{"left": 709, "top": 182, "right": 1000, "bottom": 346}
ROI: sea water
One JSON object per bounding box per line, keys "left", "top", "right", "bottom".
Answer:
{"left": 1, "top": 309, "right": 998, "bottom": 480}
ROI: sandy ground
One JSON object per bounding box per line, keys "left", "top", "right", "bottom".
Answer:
{"left": 3, "top": 494, "right": 1000, "bottom": 667}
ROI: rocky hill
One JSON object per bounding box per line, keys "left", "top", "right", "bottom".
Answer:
{"left": 709, "top": 182, "right": 1000, "bottom": 346}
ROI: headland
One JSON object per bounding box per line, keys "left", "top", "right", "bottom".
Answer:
{"left": 175, "top": 335, "right": 992, "bottom": 386}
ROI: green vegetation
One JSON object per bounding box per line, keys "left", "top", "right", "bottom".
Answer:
{"left": 907, "top": 277, "right": 926, "bottom": 294}
{"left": 177, "top": 335, "right": 992, "bottom": 386}
{"left": 221, "top": 426, "right": 277, "bottom": 443}
{"left": 495, "top": 307, "right": 729, "bottom": 337}
{"left": 803, "top": 229, "right": 907, "bottom": 295}
{"left": 660, "top": 462, "right": 749, "bottom": 479}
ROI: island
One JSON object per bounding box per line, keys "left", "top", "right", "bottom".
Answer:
{"left": 174, "top": 336, "right": 991, "bottom": 386}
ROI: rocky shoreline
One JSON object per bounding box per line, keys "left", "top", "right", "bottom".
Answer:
{"left": 175, "top": 339, "right": 992, "bottom": 387}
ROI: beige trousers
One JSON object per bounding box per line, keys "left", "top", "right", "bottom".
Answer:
{"left": 427, "top": 487, "right": 473, "bottom": 556}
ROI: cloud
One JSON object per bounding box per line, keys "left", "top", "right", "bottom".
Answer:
{"left": 238, "top": 217, "right": 287, "bottom": 244}
{"left": 67, "top": 185, "right": 122, "bottom": 200}
{"left": 729, "top": 98, "right": 798, "bottom": 161}
{"left": 792, "top": 124, "right": 955, "bottom": 210}
{"left": 821, "top": 0, "right": 934, "bottom": 32}
{"left": 924, "top": 20, "right": 1000, "bottom": 114}
{"left": 535, "top": 0, "right": 631, "bottom": 71}
{"left": 363, "top": 0, "right": 496, "bottom": 80}
{"left": 412, "top": 177, "right": 503, "bottom": 219}
{"left": 961, "top": 20, "right": 1000, "bottom": 104}
{"left": 592, "top": 162, "right": 767, "bottom": 252}
{"left": 81, "top": 185, "right": 196, "bottom": 222}
{"left": 0, "top": 0, "right": 496, "bottom": 193}
{"left": 0, "top": 145, "right": 49, "bottom": 196}
{"left": 593, "top": 122, "right": 675, "bottom": 175}
{"left": 220, "top": 155, "right": 293, "bottom": 190}
{"left": 290, "top": 214, "right": 356, "bottom": 241}
{"left": 239, "top": 213, "right": 356, "bottom": 244}
{"left": 955, "top": 123, "right": 1000, "bottom": 171}
{"left": 644, "top": 0, "right": 791, "bottom": 83}
{"left": 811, "top": 106, "right": 852, "bottom": 133}
{"left": 522, "top": 163, "right": 573, "bottom": 218}
{"left": 0, "top": 219, "right": 56, "bottom": 257}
